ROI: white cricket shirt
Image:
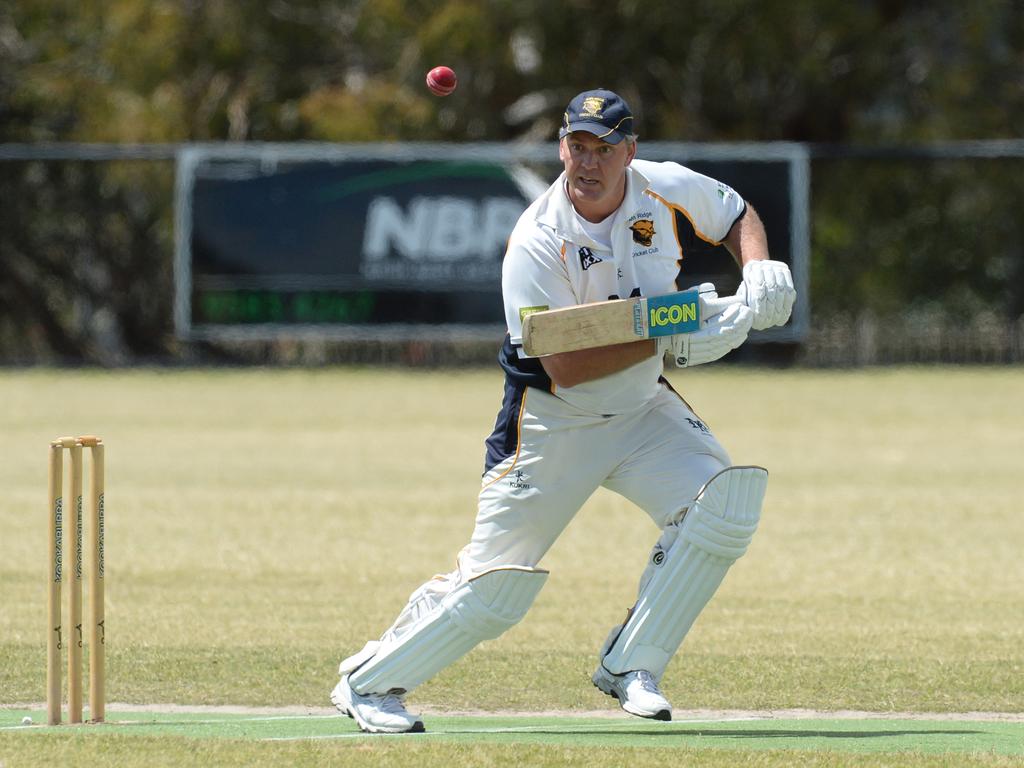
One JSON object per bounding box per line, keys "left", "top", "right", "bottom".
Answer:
{"left": 501, "top": 158, "right": 745, "bottom": 416}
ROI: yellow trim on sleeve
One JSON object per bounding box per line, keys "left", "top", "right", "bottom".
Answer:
{"left": 645, "top": 189, "right": 722, "bottom": 246}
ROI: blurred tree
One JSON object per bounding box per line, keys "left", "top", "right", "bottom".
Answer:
{"left": 4, "top": 0, "right": 1022, "bottom": 143}
{"left": 0, "top": 160, "right": 174, "bottom": 363}
{"left": 1, "top": 0, "right": 1022, "bottom": 362}
{"left": 812, "top": 158, "right": 1024, "bottom": 316}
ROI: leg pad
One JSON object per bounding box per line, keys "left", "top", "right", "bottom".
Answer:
{"left": 601, "top": 466, "right": 767, "bottom": 678}
{"left": 348, "top": 566, "right": 548, "bottom": 694}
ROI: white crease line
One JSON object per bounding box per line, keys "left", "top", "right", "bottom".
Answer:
{"left": 129, "top": 713, "right": 342, "bottom": 725}
{"left": 260, "top": 717, "right": 764, "bottom": 742}
{"left": 0, "top": 714, "right": 342, "bottom": 731}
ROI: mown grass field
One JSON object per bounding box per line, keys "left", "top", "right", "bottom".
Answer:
{"left": 1, "top": 366, "right": 1022, "bottom": 766}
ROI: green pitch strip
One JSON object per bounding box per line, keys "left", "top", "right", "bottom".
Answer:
{"left": 2, "top": 710, "right": 1022, "bottom": 756}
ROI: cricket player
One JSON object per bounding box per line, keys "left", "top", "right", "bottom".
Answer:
{"left": 331, "top": 89, "right": 796, "bottom": 733}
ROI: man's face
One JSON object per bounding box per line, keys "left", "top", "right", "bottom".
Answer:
{"left": 559, "top": 131, "right": 636, "bottom": 222}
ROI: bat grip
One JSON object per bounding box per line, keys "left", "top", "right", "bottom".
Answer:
{"left": 701, "top": 292, "right": 747, "bottom": 318}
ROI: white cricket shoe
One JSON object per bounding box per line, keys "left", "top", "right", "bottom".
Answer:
{"left": 592, "top": 666, "right": 673, "bottom": 721}
{"left": 330, "top": 675, "right": 424, "bottom": 734}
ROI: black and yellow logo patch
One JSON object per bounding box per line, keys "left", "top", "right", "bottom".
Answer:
{"left": 629, "top": 219, "right": 655, "bottom": 247}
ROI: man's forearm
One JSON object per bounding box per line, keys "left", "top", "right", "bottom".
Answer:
{"left": 724, "top": 203, "right": 770, "bottom": 266}
{"left": 539, "top": 339, "right": 658, "bottom": 389}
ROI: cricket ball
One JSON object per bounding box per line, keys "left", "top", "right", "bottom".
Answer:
{"left": 426, "top": 66, "right": 457, "bottom": 97}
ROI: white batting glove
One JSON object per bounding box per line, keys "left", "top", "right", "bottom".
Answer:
{"left": 736, "top": 259, "right": 796, "bottom": 330}
{"left": 657, "top": 286, "right": 753, "bottom": 368}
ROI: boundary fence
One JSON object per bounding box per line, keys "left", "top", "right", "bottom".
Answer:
{"left": 2, "top": 140, "right": 1022, "bottom": 366}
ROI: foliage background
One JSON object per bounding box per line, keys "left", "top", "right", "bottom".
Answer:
{"left": 1, "top": 1, "right": 1022, "bottom": 363}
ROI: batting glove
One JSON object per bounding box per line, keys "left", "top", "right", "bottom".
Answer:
{"left": 735, "top": 259, "right": 796, "bottom": 330}
{"left": 657, "top": 286, "right": 754, "bottom": 368}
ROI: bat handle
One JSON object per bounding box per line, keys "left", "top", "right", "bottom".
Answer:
{"left": 701, "top": 292, "right": 747, "bottom": 316}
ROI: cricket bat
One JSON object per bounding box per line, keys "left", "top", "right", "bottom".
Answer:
{"left": 522, "top": 289, "right": 702, "bottom": 356}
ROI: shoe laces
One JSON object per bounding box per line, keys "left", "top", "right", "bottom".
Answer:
{"left": 630, "top": 670, "right": 663, "bottom": 695}
{"left": 365, "top": 691, "right": 409, "bottom": 715}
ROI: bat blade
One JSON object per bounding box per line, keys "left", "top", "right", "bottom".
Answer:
{"left": 522, "top": 289, "right": 700, "bottom": 356}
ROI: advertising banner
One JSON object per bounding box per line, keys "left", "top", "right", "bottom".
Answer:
{"left": 175, "top": 144, "right": 808, "bottom": 342}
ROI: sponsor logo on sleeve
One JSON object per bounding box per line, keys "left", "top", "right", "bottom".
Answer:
{"left": 519, "top": 305, "right": 549, "bottom": 322}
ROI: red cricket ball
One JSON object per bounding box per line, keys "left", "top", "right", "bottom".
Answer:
{"left": 426, "top": 66, "right": 457, "bottom": 97}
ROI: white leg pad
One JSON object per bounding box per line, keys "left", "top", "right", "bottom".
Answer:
{"left": 348, "top": 566, "right": 548, "bottom": 694}
{"left": 601, "top": 466, "right": 768, "bottom": 678}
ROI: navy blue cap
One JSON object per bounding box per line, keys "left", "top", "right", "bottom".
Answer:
{"left": 559, "top": 89, "right": 635, "bottom": 144}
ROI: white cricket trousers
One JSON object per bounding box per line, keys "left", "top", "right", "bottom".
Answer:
{"left": 463, "top": 381, "right": 731, "bottom": 574}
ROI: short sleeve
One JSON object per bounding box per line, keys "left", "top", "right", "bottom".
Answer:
{"left": 650, "top": 161, "right": 746, "bottom": 245}
{"left": 502, "top": 228, "right": 577, "bottom": 351}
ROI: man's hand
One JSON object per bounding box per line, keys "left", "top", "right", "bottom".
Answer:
{"left": 736, "top": 259, "right": 796, "bottom": 330}
{"left": 657, "top": 287, "right": 753, "bottom": 368}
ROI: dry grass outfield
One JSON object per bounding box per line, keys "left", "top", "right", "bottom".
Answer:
{"left": 1, "top": 367, "right": 1022, "bottom": 716}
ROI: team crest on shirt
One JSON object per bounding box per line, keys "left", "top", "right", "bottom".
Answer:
{"left": 629, "top": 219, "right": 656, "bottom": 247}
{"left": 579, "top": 247, "right": 602, "bottom": 270}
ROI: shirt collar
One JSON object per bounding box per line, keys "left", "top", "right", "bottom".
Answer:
{"left": 535, "top": 164, "right": 652, "bottom": 244}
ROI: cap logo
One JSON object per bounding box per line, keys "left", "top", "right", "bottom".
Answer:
{"left": 580, "top": 96, "right": 605, "bottom": 118}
